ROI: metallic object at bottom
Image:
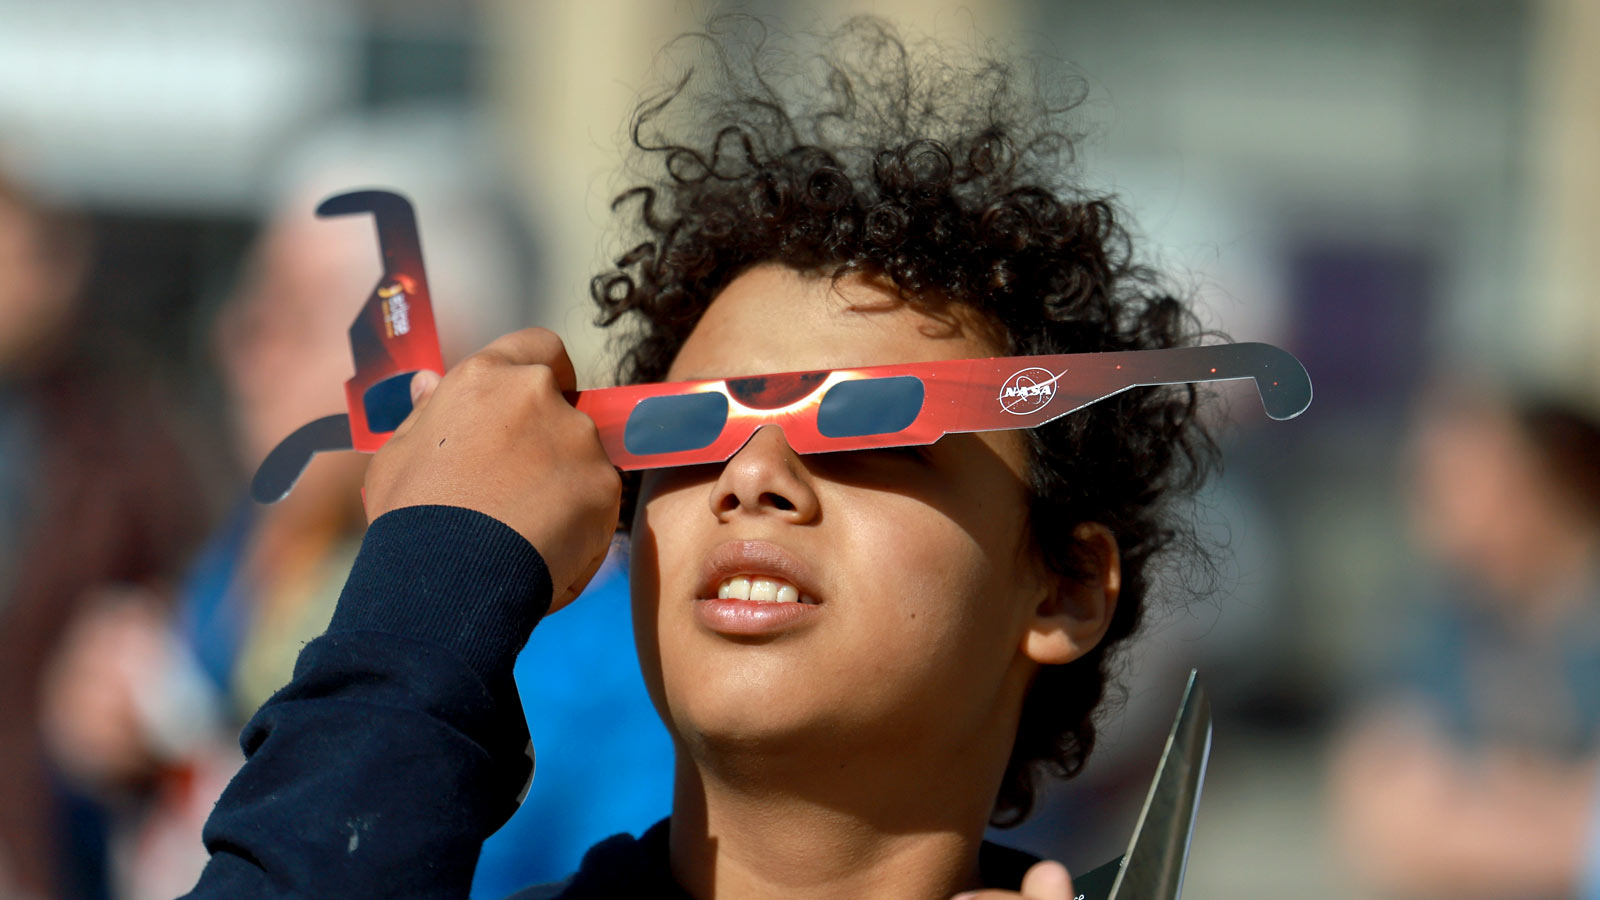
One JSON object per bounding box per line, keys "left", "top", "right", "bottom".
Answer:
{"left": 1072, "top": 671, "right": 1212, "bottom": 900}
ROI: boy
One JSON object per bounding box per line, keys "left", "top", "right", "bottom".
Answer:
{"left": 184, "top": 19, "right": 1216, "bottom": 900}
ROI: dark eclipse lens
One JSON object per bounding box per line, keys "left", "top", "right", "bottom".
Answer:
{"left": 363, "top": 372, "right": 418, "bottom": 433}
{"left": 816, "top": 376, "right": 925, "bottom": 438}
{"left": 623, "top": 391, "right": 730, "bottom": 455}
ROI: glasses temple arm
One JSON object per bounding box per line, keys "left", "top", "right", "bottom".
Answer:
{"left": 1100, "top": 342, "right": 1312, "bottom": 421}
{"left": 317, "top": 190, "right": 426, "bottom": 284}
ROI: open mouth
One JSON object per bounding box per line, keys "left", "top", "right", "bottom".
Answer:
{"left": 712, "top": 575, "right": 820, "bottom": 605}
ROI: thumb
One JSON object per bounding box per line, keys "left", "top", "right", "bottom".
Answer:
{"left": 1019, "top": 860, "right": 1073, "bottom": 900}
{"left": 409, "top": 368, "right": 442, "bottom": 408}
{"left": 392, "top": 369, "right": 444, "bottom": 439}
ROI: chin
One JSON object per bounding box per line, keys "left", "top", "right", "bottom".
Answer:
{"left": 659, "top": 662, "right": 844, "bottom": 760}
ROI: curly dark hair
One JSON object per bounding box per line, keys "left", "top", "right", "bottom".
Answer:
{"left": 592, "top": 17, "right": 1220, "bottom": 826}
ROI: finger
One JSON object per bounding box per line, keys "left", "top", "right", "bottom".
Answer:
{"left": 478, "top": 328, "right": 577, "bottom": 392}
{"left": 391, "top": 369, "right": 445, "bottom": 440}
{"left": 409, "top": 369, "right": 442, "bottom": 407}
{"left": 1019, "top": 860, "right": 1073, "bottom": 900}
{"left": 946, "top": 862, "right": 1076, "bottom": 900}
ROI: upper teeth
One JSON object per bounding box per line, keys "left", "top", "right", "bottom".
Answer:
{"left": 716, "top": 575, "right": 814, "bottom": 604}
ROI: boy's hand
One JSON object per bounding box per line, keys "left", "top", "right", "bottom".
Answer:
{"left": 953, "top": 860, "right": 1077, "bottom": 900}
{"left": 363, "top": 328, "right": 622, "bottom": 612}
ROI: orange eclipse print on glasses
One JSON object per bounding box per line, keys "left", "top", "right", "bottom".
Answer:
{"left": 577, "top": 341, "right": 1310, "bottom": 470}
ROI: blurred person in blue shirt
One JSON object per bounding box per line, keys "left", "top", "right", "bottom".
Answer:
{"left": 39, "top": 108, "right": 671, "bottom": 900}
{"left": 1332, "top": 387, "right": 1600, "bottom": 900}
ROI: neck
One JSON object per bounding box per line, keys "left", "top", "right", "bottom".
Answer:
{"left": 666, "top": 731, "right": 1011, "bottom": 900}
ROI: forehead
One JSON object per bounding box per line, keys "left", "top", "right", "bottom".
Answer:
{"left": 667, "top": 264, "right": 1003, "bottom": 381}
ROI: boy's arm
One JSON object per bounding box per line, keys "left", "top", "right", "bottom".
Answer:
{"left": 182, "top": 504, "right": 553, "bottom": 900}
{"left": 184, "top": 329, "right": 620, "bottom": 899}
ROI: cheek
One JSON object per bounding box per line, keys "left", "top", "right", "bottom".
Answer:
{"left": 628, "top": 478, "right": 708, "bottom": 699}
{"left": 628, "top": 495, "right": 670, "bottom": 722}
{"left": 836, "top": 574, "right": 1027, "bottom": 750}
{"left": 630, "top": 474, "right": 706, "bottom": 591}
{"left": 832, "top": 497, "right": 1027, "bottom": 693}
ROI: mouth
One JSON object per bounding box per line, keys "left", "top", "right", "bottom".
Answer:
{"left": 696, "top": 540, "right": 823, "bottom": 605}
{"left": 694, "top": 541, "right": 824, "bottom": 636}
{"left": 711, "top": 574, "right": 819, "bottom": 605}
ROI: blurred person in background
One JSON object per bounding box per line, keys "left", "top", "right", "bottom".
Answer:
{"left": 0, "top": 168, "right": 214, "bottom": 898}
{"left": 36, "top": 143, "right": 380, "bottom": 899}
{"left": 37, "top": 107, "right": 672, "bottom": 900}
{"left": 1331, "top": 387, "right": 1600, "bottom": 900}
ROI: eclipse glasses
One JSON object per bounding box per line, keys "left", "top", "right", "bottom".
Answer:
{"left": 251, "top": 191, "right": 1312, "bottom": 504}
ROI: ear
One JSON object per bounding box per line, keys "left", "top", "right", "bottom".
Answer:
{"left": 1021, "top": 523, "right": 1121, "bottom": 666}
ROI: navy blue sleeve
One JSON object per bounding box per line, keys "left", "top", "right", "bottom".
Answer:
{"left": 183, "top": 505, "right": 554, "bottom": 900}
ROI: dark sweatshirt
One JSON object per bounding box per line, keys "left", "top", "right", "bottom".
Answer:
{"left": 180, "top": 505, "right": 1039, "bottom": 899}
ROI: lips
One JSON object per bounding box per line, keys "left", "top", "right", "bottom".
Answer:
{"left": 696, "top": 540, "right": 823, "bottom": 605}
{"left": 693, "top": 540, "right": 824, "bottom": 636}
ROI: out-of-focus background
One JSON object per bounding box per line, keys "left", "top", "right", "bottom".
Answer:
{"left": 3, "top": 1, "right": 1599, "bottom": 899}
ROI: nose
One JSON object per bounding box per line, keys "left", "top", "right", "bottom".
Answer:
{"left": 709, "top": 425, "right": 820, "bottom": 523}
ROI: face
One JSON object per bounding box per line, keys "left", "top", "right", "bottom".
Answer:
{"left": 628, "top": 264, "right": 1100, "bottom": 770}
{"left": 1409, "top": 400, "right": 1577, "bottom": 603}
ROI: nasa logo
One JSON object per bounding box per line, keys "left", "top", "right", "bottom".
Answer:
{"left": 998, "top": 366, "right": 1060, "bottom": 415}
